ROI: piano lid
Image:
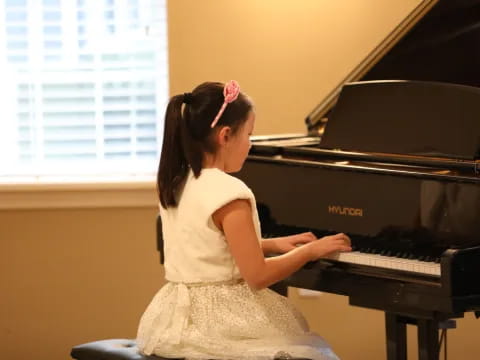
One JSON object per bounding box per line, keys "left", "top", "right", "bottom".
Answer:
{"left": 319, "top": 80, "right": 480, "bottom": 160}
{"left": 306, "top": 0, "right": 480, "bottom": 126}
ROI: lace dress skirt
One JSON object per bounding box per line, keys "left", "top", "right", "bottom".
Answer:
{"left": 136, "top": 280, "right": 339, "bottom": 360}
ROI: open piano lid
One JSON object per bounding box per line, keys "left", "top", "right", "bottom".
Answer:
{"left": 307, "top": 0, "right": 480, "bottom": 161}
{"left": 320, "top": 80, "right": 480, "bottom": 160}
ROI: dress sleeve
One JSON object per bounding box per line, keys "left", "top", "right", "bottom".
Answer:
{"left": 196, "top": 170, "right": 262, "bottom": 239}
{"left": 201, "top": 172, "right": 256, "bottom": 219}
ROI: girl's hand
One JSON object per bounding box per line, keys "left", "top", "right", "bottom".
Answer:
{"left": 305, "top": 233, "right": 352, "bottom": 260}
{"left": 273, "top": 232, "right": 317, "bottom": 253}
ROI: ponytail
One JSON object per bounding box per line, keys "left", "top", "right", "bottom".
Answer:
{"left": 157, "top": 94, "right": 188, "bottom": 208}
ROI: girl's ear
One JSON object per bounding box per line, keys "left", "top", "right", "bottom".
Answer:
{"left": 216, "top": 126, "right": 232, "bottom": 147}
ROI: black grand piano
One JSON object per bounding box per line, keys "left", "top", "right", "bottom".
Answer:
{"left": 235, "top": 0, "right": 480, "bottom": 359}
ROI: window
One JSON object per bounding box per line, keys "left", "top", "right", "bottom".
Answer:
{"left": 0, "top": 0, "right": 168, "bottom": 179}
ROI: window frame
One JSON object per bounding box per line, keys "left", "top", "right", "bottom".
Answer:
{"left": 0, "top": 177, "right": 158, "bottom": 209}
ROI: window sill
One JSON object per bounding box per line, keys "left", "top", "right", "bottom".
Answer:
{"left": 0, "top": 177, "right": 158, "bottom": 209}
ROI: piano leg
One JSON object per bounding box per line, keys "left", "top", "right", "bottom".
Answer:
{"left": 385, "top": 313, "right": 440, "bottom": 360}
{"left": 417, "top": 319, "right": 439, "bottom": 360}
{"left": 385, "top": 313, "right": 407, "bottom": 360}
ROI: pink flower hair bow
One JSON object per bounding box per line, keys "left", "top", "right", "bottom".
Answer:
{"left": 210, "top": 80, "right": 240, "bottom": 128}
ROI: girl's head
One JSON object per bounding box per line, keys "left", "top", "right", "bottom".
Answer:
{"left": 158, "top": 81, "right": 254, "bottom": 208}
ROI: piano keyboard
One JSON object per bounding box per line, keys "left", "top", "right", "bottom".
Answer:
{"left": 328, "top": 251, "right": 441, "bottom": 276}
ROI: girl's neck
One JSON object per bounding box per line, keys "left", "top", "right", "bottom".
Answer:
{"left": 203, "top": 152, "right": 225, "bottom": 171}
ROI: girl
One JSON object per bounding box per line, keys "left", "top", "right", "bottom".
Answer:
{"left": 136, "top": 80, "right": 352, "bottom": 360}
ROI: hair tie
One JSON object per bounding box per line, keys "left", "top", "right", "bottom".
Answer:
{"left": 210, "top": 80, "right": 240, "bottom": 128}
{"left": 183, "top": 92, "right": 193, "bottom": 104}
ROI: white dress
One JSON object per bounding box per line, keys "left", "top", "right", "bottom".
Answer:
{"left": 136, "top": 168, "right": 339, "bottom": 360}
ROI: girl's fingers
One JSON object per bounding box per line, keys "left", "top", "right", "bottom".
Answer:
{"left": 334, "top": 233, "right": 351, "bottom": 245}
{"left": 302, "top": 232, "right": 316, "bottom": 239}
{"left": 295, "top": 232, "right": 316, "bottom": 243}
{"left": 331, "top": 245, "right": 352, "bottom": 253}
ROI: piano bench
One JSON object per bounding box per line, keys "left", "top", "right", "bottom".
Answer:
{"left": 71, "top": 338, "right": 311, "bottom": 360}
{"left": 70, "top": 339, "right": 170, "bottom": 360}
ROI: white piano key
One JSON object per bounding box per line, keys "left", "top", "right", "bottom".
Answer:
{"left": 328, "top": 251, "right": 441, "bottom": 276}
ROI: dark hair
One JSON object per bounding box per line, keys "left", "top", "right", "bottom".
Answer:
{"left": 157, "top": 81, "right": 253, "bottom": 208}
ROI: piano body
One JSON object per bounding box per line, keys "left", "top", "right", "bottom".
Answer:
{"left": 234, "top": 0, "right": 480, "bottom": 359}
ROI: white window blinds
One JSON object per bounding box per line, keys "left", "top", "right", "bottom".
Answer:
{"left": 0, "top": 0, "right": 168, "bottom": 179}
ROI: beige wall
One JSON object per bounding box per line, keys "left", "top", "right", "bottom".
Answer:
{"left": 168, "top": 0, "right": 426, "bottom": 135}
{"left": 1, "top": 1, "right": 479, "bottom": 360}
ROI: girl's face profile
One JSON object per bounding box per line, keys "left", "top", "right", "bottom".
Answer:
{"left": 224, "top": 111, "right": 255, "bottom": 173}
